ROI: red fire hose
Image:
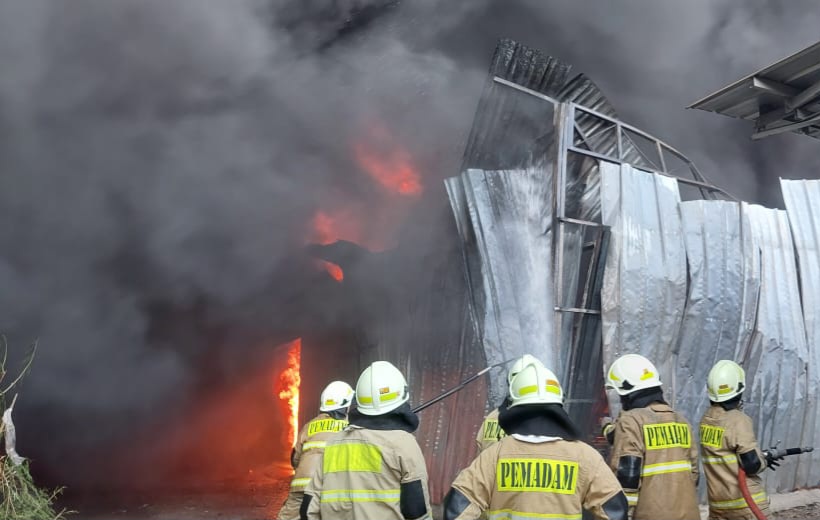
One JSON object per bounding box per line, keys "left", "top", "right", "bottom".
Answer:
{"left": 738, "top": 468, "right": 767, "bottom": 520}
{"left": 737, "top": 446, "right": 814, "bottom": 520}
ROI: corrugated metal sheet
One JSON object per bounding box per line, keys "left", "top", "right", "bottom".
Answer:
{"left": 440, "top": 38, "right": 820, "bottom": 502}
{"left": 364, "top": 241, "right": 487, "bottom": 503}
{"left": 674, "top": 200, "right": 760, "bottom": 436}
{"left": 445, "top": 167, "right": 556, "bottom": 404}
{"left": 597, "top": 178, "right": 818, "bottom": 495}
{"left": 780, "top": 179, "right": 820, "bottom": 486}
{"left": 743, "top": 203, "right": 809, "bottom": 492}
{"left": 462, "top": 39, "right": 568, "bottom": 172}
{"left": 600, "top": 163, "right": 687, "bottom": 412}
{"left": 454, "top": 39, "right": 622, "bottom": 413}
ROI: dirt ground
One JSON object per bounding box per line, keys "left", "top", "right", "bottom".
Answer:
{"left": 71, "top": 502, "right": 820, "bottom": 520}
{"left": 66, "top": 477, "right": 820, "bottom": 520}
{"left": 65, "top": 473, "right": 290, "bottom": 520}
{"left": 772, "top": 502, "right": 820, "bottom": 519}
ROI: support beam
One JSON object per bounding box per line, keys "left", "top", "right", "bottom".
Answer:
{"left": 752, "top": 112, "right": 820, "bottom": 139}
{"left": 785, "top": 60, "right": 820, "bottom": 82}
{"left": 757, "top": 106, "right": 790, "bottom": 127}
{"left": 786, "top": 77, "right": 820, "bottom": 110}
{"left": 752, "top": 76, "right": 800, "bottom": 98}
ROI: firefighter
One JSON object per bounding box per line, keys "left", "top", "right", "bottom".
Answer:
{"left": 301, "top": 360, "right": 431, "bottom": 520}
{"left": 475, "top": 354, "right": 545, "bottom": 452}
{"left": 701, "top": 360, "right": 778, "bottom": 520}
{"left": 443, "top": 360, "right": 628, "bottom": 520}
{"left": 278, "top": 380, "right": 354, "bottom": 520}
{"left": 605, "top": 354, "right": 700, "bottom": 520}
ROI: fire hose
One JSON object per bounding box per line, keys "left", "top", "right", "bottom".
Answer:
{"left": 412, "top": 358, "right": 516, "bottom": 413}
{"left": 738, "top": 446, "right": 813, "bottom": 520}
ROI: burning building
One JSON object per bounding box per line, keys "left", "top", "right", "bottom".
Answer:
{"left": 3, "top": 2, "right": 820, "bottom": 515}
{"left": 301, "top": 38, "right": 820, "bottom": 503}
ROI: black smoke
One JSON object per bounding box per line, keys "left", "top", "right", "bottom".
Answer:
{"left": 1, "top": 0, "right": 819, "bottom": 490}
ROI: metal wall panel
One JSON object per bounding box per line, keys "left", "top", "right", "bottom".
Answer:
{"left": 600, "top": 163, "right": 688, "bottom": 413}
{"left": 780, "top": 179, "right": 820, "bottom": 486}
{"left": 446, "top": 167, "right": 556, "bottom": 404}
{"left": 674, "top": 201, "right": 760, "bottom": 432}
{"left": 743, "top": 203, "right": 809, "bottom": 492}
{"left": 364, "top": 248, "right": 487, "bottom": 503}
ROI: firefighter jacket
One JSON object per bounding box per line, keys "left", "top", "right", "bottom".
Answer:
{"left": 448, "top": 434, "right": 626, "bottom": 520}
{"left": 292, "top": 413, "right": 350, "bottom": 488}
{"left": 278, "top": 413, "right": 348, "bottom": 520}
{"left": 609, "top": 402, "right": 700, "bottom": 520}
{"left": 476, "top": 408, "right": 506, "bottom": 452}
{"left": 700, "top": 405, "right": 770, "bottom": 520}
{"left": 302, "top": 406, "right": 431, "bottom": 520}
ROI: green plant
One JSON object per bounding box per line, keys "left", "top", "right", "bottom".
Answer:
{"left": 0, "top": 337, "right": 71, "bottom": 519}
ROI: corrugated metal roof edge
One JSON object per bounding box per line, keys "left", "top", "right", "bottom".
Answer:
{"left": 688, "top": 41, "right": 820, "bottom": 110}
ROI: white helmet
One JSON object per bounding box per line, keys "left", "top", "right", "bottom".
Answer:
{"left": 319, "top": 380, "right": 355, "bottom": 412}
{"left": 508, "top": 354, "right": 546, "bottom": 384}
{"left": 707, "top": 360, "right": 745, "bottom": 402}
{"left": 509, "top": 361, "right": 564, "bottom": 407}
{"left": 355, "top": 361, "right": 409, "bottom": 416}
{"left": 606, "top": 354, "right": 662, "bottom": 396}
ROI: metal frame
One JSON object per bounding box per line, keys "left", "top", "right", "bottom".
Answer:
{"left": 491, "top": 76, "right": 732, "bottom": 319}
{"left": 689, "top": 40, "right": 820, "bottom": 140}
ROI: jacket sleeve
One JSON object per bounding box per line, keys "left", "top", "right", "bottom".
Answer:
{"left": 687, "top": 420, "right": 700, "bottom": 484}
{"left": 292, "top": 423, "right": 309, "bottom": 469}
{"left": 734, "top": 413, "right": 767, "bottom": 475}
{"left": 583, "top": 448, "right": 628, "bottom": 520}
{"left": 608, "top": 414, "right": 644, "bottom": 511}
{"left": 446, "top": 448, "right": 496, "bottom": 520}
{"left": 398, "top": 435, "right": 432, "bottom": 520}
{"left": 302, "top": 464, "right": 324, "bottom": 520}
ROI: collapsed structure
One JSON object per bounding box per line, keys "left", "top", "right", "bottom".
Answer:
{"left": 304, "top": 39, "right": 820, "bottom": 503}
{"left": 446, "top": 39, "right": 820, "bottom": 495}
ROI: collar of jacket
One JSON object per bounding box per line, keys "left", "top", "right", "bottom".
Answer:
{"left": 621, "top": 387, "right": 666, "bottom": 411}
{"left": 716, "top": 395, "right": 743, "bottom": 411}
{"left": 326, "top": 408, "right": 348, "bottom": 420}
{"left": 348, "top": 402, "right": 419, "bottom": 433}
{"left": 497, "top": 402, "right": 582, "bottom": 440}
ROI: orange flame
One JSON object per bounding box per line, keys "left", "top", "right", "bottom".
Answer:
{"left": 353, "top": 124, "right": 423, "bottom": 196}
{"left": 320, "top": 260, "right": 344, "bottom": 282}
{"left": 310, "top": 213, "right": 346, "bottom": 282}
{"left": 277, "top": 339, "right": 301, "bottom": 447}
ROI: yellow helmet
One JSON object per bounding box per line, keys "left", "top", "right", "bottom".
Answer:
{"left": 707, "top": 360, "right": 745, "bottom": 402}
{"left": 509, "top": 361, "right": 564, "bottom": 407}
{"left": 319, "top": 381, "right": 355, "bottom": 412}
{"left": 355, "top": 361, "right": 409, "bottom": 416}
{"left": 507, "top": 354, "right": 546, "bottom": 385}
{"left": 605, "top": 354, "right": 662, "bottom": 396}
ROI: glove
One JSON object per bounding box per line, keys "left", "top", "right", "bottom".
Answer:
{"left": 601, "top": 422, "right": 615, "bottom": 445}
{"left": 764, "top": 451, "right": 782, "bottom": 471}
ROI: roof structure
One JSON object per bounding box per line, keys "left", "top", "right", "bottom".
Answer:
{"left": 690, "top": 40, "right": 820, "bottom": 140}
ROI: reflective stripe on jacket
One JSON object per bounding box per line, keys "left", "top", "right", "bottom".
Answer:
{"left": 291, "top": 414, "right": 348, "bottom": 488}
{"left": 608, "top": 403, "right": 700, "bottom": 520}
{"left": 279, "top": 413, "right": 347, "bottom": 520}
{"left": 451, "top": 435, "right": 624, "bottom": 520}
{"left": 303, "top": 426, "right": 431, "bottom": 519}
{"left": 700, "top": 405, "right": 770, "bottom": 520}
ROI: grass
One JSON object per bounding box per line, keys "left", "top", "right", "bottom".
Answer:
{"left": 0, "top": 457, "right": 70, "bottom": 520}
{"left": 0, "top": 336, "right": 72, "bottom": 518}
